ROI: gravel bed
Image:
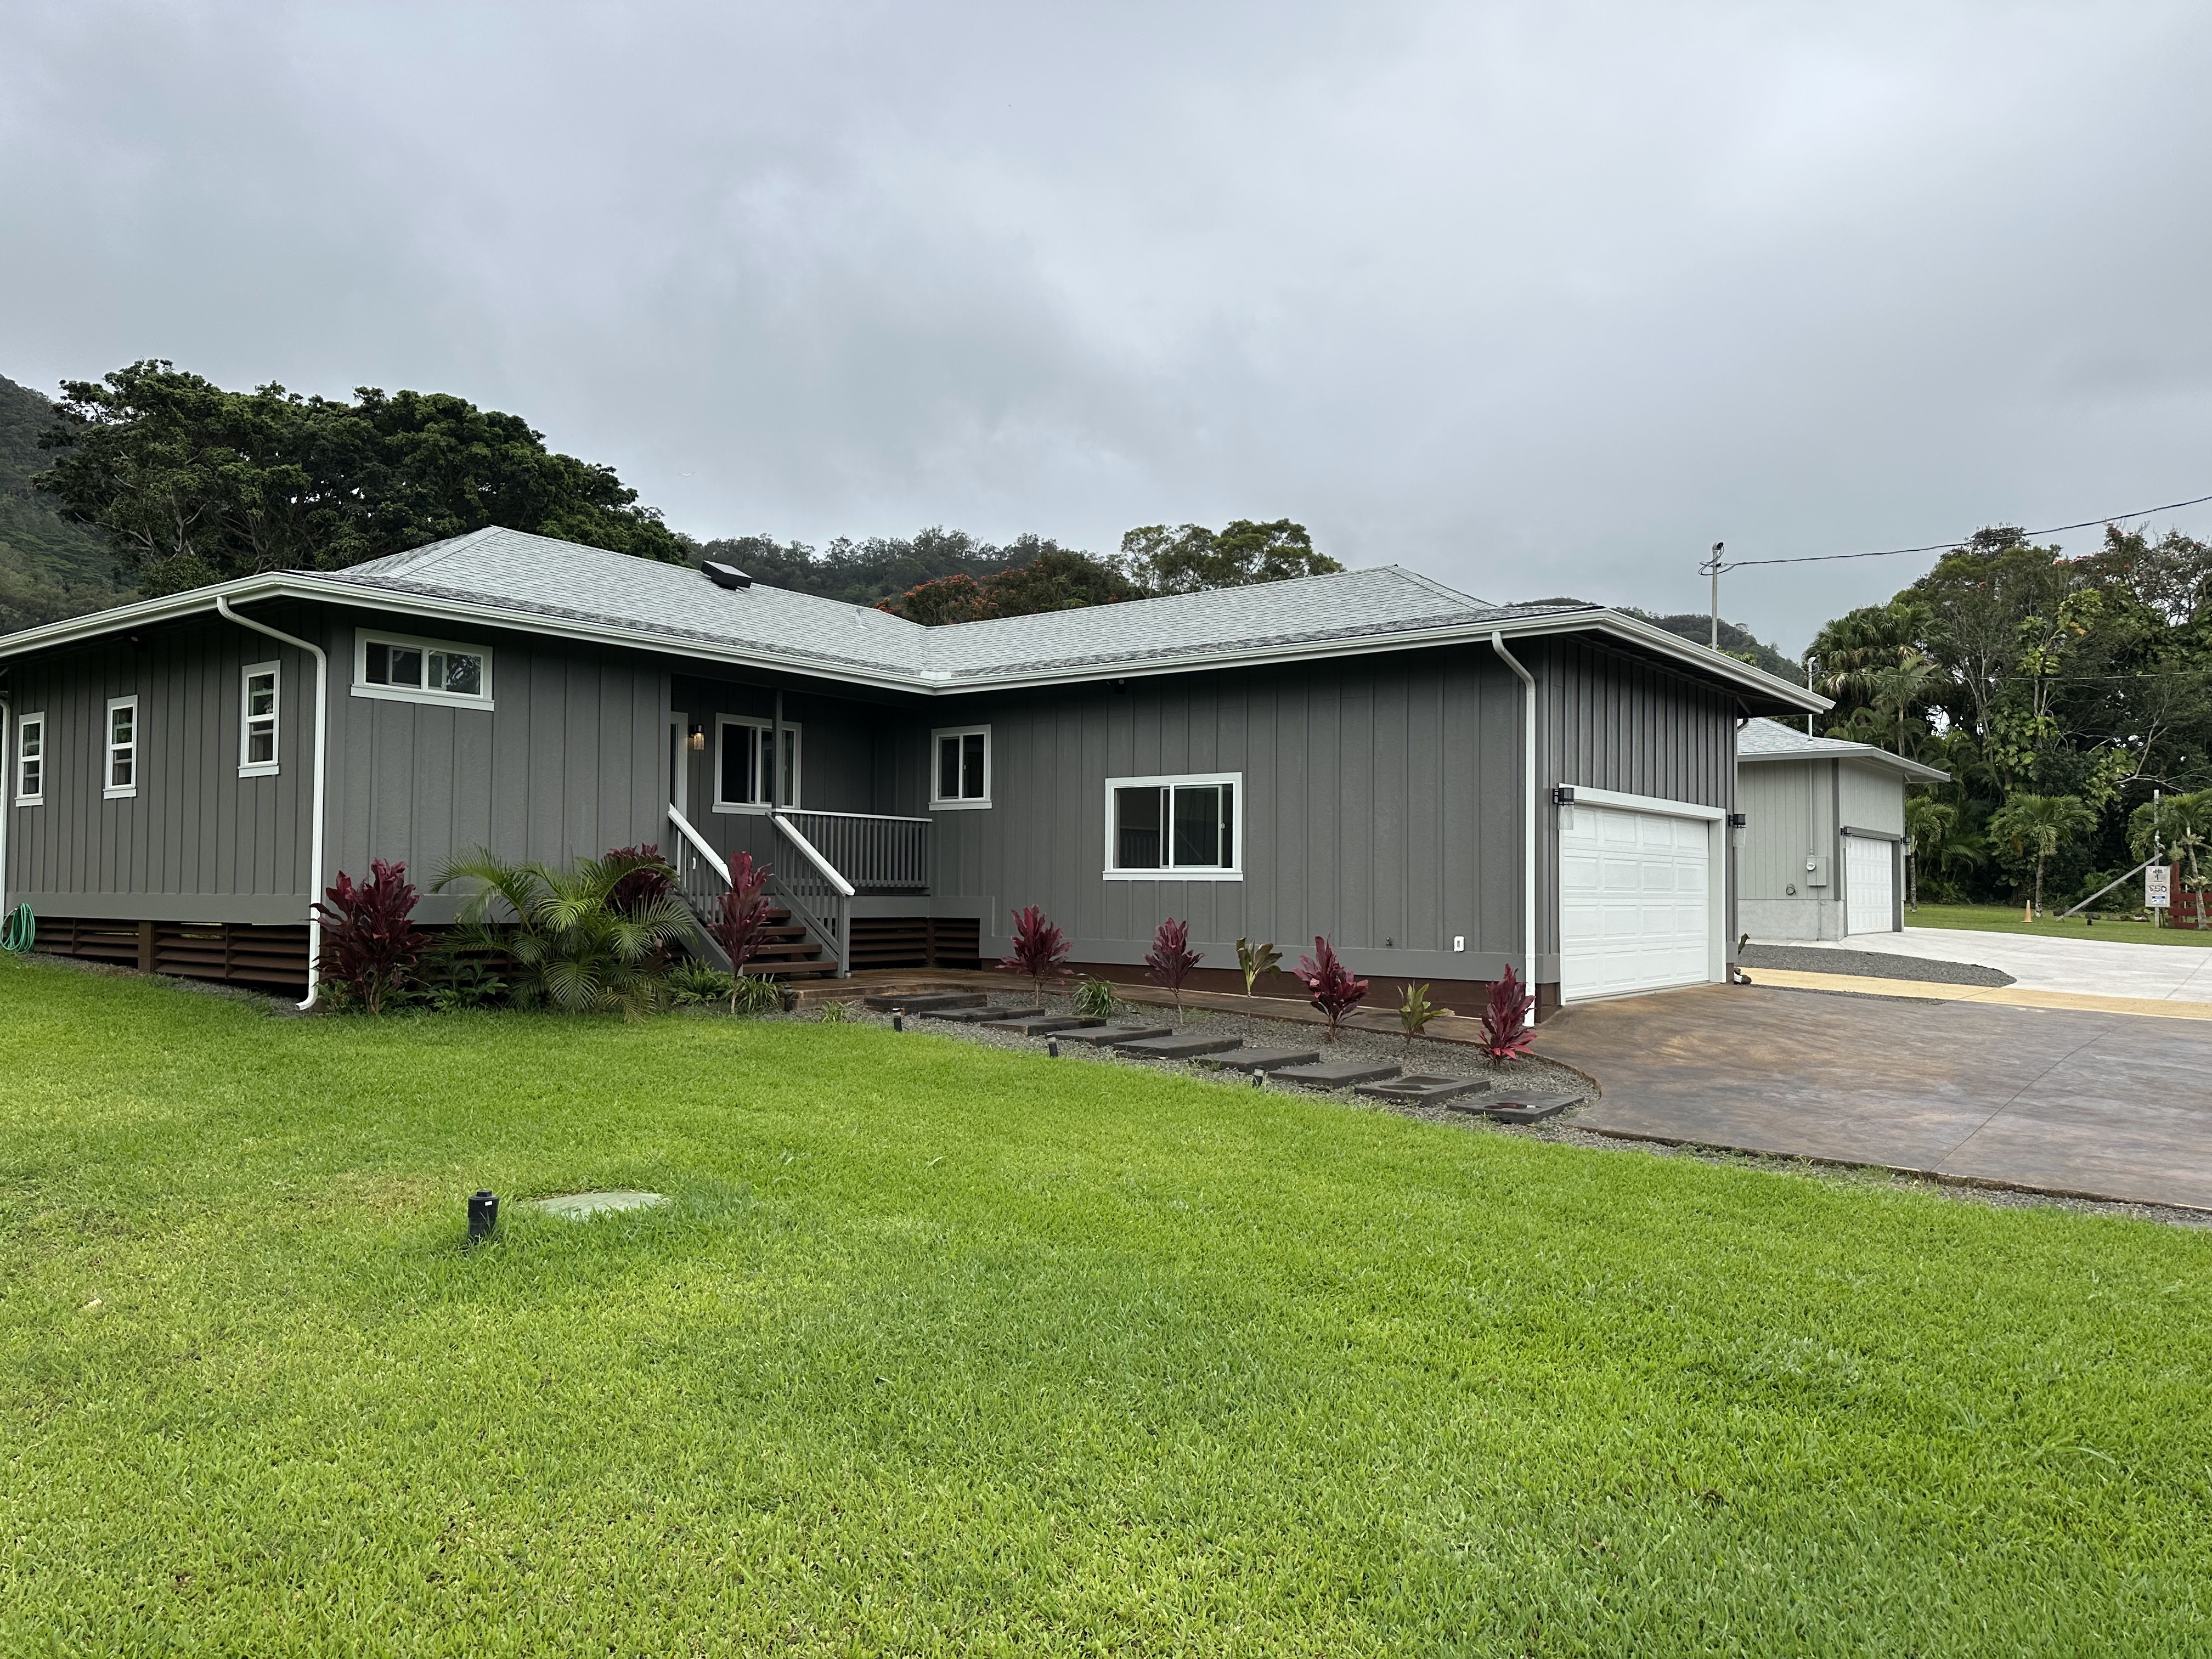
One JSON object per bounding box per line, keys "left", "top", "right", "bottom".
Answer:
{"left": 1739, "top": 943, "right": 2014, "bottom": 987}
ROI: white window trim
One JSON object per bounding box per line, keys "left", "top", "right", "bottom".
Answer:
{"left": 239, "top": 659, "right": 281, "bottom": 778}
{"left": 1103, "top": 770, "right": 1244, "bottom": 882}
{"left": 351, "top": 627, "right": 496, "bottom": 710}
{"left": 713, "top": 714, "right": 803, "bottom": 814}
{"left": 929, "top": 724, "right": 992, "bottom": 809}
{"left": 14, "top": 712, "right": 44, "bottom": 807}
{"left": 104, "top": 695, "right": 139, "bottom": 800}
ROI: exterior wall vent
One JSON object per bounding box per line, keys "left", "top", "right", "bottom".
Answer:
{"left": 703, "top": 561, "right": 753, "bottom": 591}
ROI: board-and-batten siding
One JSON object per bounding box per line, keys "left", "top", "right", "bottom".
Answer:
{"left": 1839, "top": 759, "right": 1905, "bottom": 838}
{"left": 914, "top": 648, "right": 1523, "bottom": 980}
{"left": 5, "top": 617, "right": 316, "bottom": 923}
{"left": 325, "top": 614, "right": 669, "bottom": 922}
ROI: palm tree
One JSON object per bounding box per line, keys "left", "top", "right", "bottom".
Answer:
{"left": 1869, "top": 652, "right": 1939, "bottom": 758}
{"left": 436, "top": 848, "right": 698, "bottom": 1018}
{"left": 1901, "top": 796, "right": 1956, "bottom": 911}
{"left": 1986, "top": 793, "right": 2096, "bottom": 918}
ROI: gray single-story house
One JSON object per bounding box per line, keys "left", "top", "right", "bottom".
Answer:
{"left": 0, "top": 527, "right": 1824, "bottom": 1012}
{"left": 1735, "top": 716, "right": 1947, "bottom": 941}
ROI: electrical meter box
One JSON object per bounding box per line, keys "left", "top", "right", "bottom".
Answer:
{"left": 1804, "top": 854, "right": 1830, "bottom": 888}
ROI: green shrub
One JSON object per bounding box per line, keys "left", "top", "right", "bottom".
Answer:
{"left": 669, "top": 962, "right": 736, "bottom": 1006}
{"left": 434, "top": 848, "right": 696, "bottom": 1019}
{"left": 728, "top": 973, "right": 783, "bottom": 1018}
{"left": 817, "top": 998, "right": 852, "bottom": 1024}
{"left": 1071, "top": 976, "right": 1121, "bottom": 1019}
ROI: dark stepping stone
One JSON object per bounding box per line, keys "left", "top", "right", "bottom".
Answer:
{"left": 1111, "top": 1033, "right": 1245, "bottom": 1059}
{"left": 983, "top": 1015, "right": 1104, "bottom": 1035}
{"left": 1273, "top": 1060, "right": 1402, "bottom": 1088}
{"left": 1195, "top": 1047, "right": 1322, "bottom": 1073}
{"left": 1355, "top": 1074, "right": 1491, "bottom": 1104}
{"left": 863, "top": 992, "right": 986, "bottom": 1012}
{"left": 932, "top": 1005, "right": 1042, "bottom": 1023}
{"left": 1058, "top": 1025, "right": 1173, "bottom": 1047}
{"left": 1474, "top": 1092, "right": 1585, "bottom": 1124}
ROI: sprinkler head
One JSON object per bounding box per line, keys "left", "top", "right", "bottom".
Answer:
{"left": 467, "top": 1190, "right": 499, "bottom": 1245}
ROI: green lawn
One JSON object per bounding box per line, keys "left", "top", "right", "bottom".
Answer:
{"left": 3, "top": 958, "right": 2209, "bottom": 1656}
{"left": 1910, "top": 901, "right": 2212, "bottom": 946}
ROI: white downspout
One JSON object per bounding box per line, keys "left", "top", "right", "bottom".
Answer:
{"left": 216, "top": 596, "right": 328, "bottom": 1010}
{"left": 1489, "top": 632, "right": 1538, "bottom": 1005}
{"left": 0, "top": 689, "right": 11, "bottom": 927}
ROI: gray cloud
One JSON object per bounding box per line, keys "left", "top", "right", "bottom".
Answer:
{"left": 5, "top": 0, "right": 2209, "bottom": 649}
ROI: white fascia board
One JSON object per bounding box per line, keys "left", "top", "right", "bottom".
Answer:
{"left": 1739, "top": 748, "right": 1949, "bottom": 783}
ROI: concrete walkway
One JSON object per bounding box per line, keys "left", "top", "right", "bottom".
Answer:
{"left": 1783, "top": 926, "right": 2212, "bottom": 1001}
{"left": 1532, "top": 983, "right": 2212, "bottom": 1211}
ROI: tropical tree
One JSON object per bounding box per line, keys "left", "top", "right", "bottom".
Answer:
{"left": 435, "top": 848, "right": 696, "bottom": 1018}
{"left": 1869, "top": 652, "right": 1940, "bottom": 757}
{"left": 1986, "top": 793, "right": 2096, "bottom": 916}
{"left": 1901, "top": 796, "right": 1957, "bottom": 911}
{"left": 1119, "top": 519, "right": 1343, "bottom": 594}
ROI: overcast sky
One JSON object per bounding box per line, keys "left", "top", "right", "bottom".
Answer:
{"left": 5, "top": 2, "right": 2210, "bottom": 651}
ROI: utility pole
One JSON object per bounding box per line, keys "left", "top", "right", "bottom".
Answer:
{"left": 1702, "top": 542, "right": 1724, "bottom": 650}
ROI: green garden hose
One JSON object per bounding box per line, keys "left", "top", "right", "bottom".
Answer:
{"left": 1, "top": 904, "right": 33, "bottom": 953}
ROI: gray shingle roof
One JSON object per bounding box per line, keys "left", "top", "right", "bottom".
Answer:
{"left": 326, "top": 527, "right": 1582, "bottom": 681}
{"left": 1739, "top": 716, "right": 1949, "bottom": 780}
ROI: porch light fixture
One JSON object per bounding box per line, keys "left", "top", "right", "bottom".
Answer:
{"left": 1550, "top": 786, "right": 1576, "bottom": 805}
{"left": 1727, "top": 812, "right": 1747, "bottom": 828}
{"left": 688, "top": 724, "right": 705, "bottom": 752}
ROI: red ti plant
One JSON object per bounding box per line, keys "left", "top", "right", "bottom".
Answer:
{"left": 710, "top": 851, "right": 776, "bottom": 1009}
{"left": 1292, "top": 935, "right": 1369, "bottom": 1042}
{"left": 603, "top": 844, "right": 673, "bottom": 913}
{"left": 1146, "top": 916, "right": 1204, "bottom": 1020}
{"left": 999, "top": 905, "right": 1071, "bottom": 1001}
{"left": 1480, "top": 964, "right": 1537, "bottom": 1062}
{"left": 313, "top": 859, "right": 430, "bottom": 1014}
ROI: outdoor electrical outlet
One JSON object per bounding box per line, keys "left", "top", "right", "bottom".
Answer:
{"left": 1452, "top": 935, "right": 1465, "bottom": 951}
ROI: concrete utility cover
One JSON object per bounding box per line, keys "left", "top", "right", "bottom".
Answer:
{"left": 1195, "top": 1047, "right": 1323, "bottom": 1072}
{"left": 1355, "top": 1074, "right": 1491, "bottom": 1104}
{"left": 1113, "top": 1033, "right": 1245, "bottom": 1058}
{"left": 1058, "top": 1025, "right": 1172, "bottom": 1046}
{"left": 1275, "top": 1060, "right": 1403, "bottom": 1088}
{"left": 531, "top": 1190, "right": 668, "bottom": 1220}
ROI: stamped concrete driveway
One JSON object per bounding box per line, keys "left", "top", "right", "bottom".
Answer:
{"left": 1531, "top": 982, "right": 2212, "bottom": 1211}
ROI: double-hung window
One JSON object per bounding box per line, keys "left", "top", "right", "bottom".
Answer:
{"left": 239, "top": 661, "right": 280, "bottom": 776}
{"left": 14, "top": 713, "right": 43, "bottom": 805}
{"left": 353, "top": 630, "right": 493, "bottom": 709}
{"left": 104, "top": 696, "right": 138, "bottom": 799}
{"left": 716, "top": 716, "right": 800, "bottom": 810}
{"left": 1104, "top": 772, "right": 1241, "bottom": 879}
{"left": 930, "top": 726, "right": 990, "bottom": 808}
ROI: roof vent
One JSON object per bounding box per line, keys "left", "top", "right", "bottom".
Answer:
{"left": 702, "top": 561, "right": 753, "bottom": 591}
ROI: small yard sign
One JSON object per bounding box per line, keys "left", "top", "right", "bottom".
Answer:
{"left": 2146, "top": 864, "right": 2172, "bottom": 910}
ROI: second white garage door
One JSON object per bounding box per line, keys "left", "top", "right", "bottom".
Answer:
{"left": 1559, "top": 804, "right": 1714, "bottom": 1001}
{"left": 1846, "top": 835, "right": 1897, "bottom": 934}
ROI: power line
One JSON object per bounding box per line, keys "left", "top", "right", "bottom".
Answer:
{"left": 1720, "top": 490, "right": 2212, "bottom": 571}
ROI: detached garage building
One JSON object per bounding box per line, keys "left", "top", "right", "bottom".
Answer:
{"left": 0, "top": 529, "right": 1826, "bottom": 1013}
{"left": 1735, "top": 717, "right": 1947, "bottom": 941}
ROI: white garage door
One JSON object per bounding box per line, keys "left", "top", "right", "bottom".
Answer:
{"left": 1846, "top": 836, "right": 1897, "bottom": 934}
{"left": 1559, "top": 805, "right": 1713, "bottom": 1001}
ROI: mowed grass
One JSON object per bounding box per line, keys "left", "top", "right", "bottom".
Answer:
{"left": 2, "top": 960, "right": 2209, "bottom": 1656}
{"left": 1911, "top": 901, "right": 2212, "bottom": 946}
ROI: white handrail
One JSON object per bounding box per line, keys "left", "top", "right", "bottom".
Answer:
{"left": 666, "top": 803, "right": 732, "bottom": 885}
{"left": 779, "top": 807, "right": 934, "bottom": 826}
{"left": 772, "top": 812, "right": 856, "bottom": 897}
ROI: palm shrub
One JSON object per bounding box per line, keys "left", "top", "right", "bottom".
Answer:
{"left": 1901, "top": 796, "right": 1956, "bottom": 911}
{"left": 1396, "top": 981, "right": 1448, "bottom": 1054}
{"left": 1480, "top": 965, "right": 1536, "bottom": 1062}
{"left": 1291, "top": 935, "right": 1367, "bottom": 1043}
{"left": 1146, "top": 917, "right": 1203, "bottom": 1020}
{"left": 435, "top": 848, "right": 696, "bottom": 1018}
{"left": 1987, "top": 792, "right": 2096, "bottom": 916}
{"left": 1235, "top": 936, "right": 1281, "bottom": 997}
{"left": 313, "top": 859, "right": 429, "bottom": 1015}
{"left": 1000, "top": 905, "right": 1071, "bottom": 1000}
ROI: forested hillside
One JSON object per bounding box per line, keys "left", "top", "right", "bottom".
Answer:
{"left": 1518, "top": 595, "right": 1803, "bottom": 683}
{"left": 0, "top": 375, "right": 132, "bottom": 631}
